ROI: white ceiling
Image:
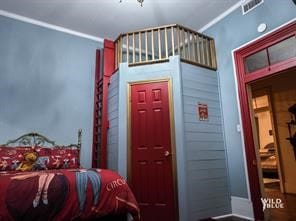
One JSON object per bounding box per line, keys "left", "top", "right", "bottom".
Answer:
{"left": 0, "top": 0, "right": 240, "bottom": 40}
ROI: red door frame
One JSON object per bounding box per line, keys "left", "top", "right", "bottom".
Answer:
{"left": 234, "top": 21, "right": 296, "bottom": 220}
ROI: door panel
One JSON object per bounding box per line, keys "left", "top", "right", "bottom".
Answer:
{"left": 130, "top": 81, "right": 175, "bottom": 221}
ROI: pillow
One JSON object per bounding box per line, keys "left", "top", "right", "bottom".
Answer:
{"left": 0, "top": 146, "right": 32, "bottom": 171}
{"left": 0, "top": 146, "right": 80, "bottom": 171}
{"left": 35, "top": 146, "right": 80, "bottom": 169}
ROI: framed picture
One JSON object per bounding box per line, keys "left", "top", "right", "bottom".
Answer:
{"left": 198, "top": 103, "right": 208, "bottom": 121}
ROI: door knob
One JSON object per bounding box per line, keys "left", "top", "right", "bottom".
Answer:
{"left": 164, "top": 151, "right": 171, "bottom": 157}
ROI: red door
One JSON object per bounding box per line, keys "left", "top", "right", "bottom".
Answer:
{"left": 130, "top": 81, "right": 176, "bottom": 221}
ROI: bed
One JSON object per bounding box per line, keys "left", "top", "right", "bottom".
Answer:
{"left": 0, "top": 130, "right": 140, "bottom": 221}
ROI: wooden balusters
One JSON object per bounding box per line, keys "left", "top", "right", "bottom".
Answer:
{"left": 114, "top": 24, "right": 217, "bottom": 70}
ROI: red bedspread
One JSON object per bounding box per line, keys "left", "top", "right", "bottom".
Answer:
{"left": 0, "top": 169, "right": 140, "bottom": 221}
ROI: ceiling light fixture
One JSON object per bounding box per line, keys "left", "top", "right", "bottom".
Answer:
{"left": 119, "top": 0, "right": 144, "bottom": 7}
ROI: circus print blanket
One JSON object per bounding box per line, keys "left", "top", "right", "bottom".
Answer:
{"left": 0, "top": 169, "right": 140, "bottom": 221}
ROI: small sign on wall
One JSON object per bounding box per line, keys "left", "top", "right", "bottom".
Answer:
{"left": 198, "top": 103, "right": 208, "bottom": 121}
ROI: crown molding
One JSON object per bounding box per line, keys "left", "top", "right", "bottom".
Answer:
{"left": 0, "top": 10, "right": 104, "bottom": 43}
{"left": 199, "top": 1, "right": 242, "bottom": 33}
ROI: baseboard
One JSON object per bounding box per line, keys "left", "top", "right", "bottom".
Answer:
{"left": 213, "top": 213, "right": 254, "bottom": 220}
{"left": 231, "top": 196, "right": 254, "bottom": 220}
{"left": 212, "top": 214, "right": 233, "bottom": 219}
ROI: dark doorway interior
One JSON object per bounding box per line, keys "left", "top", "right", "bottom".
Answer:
{"left": 250, "top": 69, "right": 296, "bottom": 221}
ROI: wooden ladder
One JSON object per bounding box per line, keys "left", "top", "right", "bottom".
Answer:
{"left": 92, "top": 50, "right": 102, "bottom": 167}
{"left": 92, "top": 41, "right": 115, "bottom": 168}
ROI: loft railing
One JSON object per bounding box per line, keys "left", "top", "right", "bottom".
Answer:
{"left": 114, "top": 24, "right": 217, "bottom": 70}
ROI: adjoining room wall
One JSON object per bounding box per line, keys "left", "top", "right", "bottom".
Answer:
{"left": 255, "top": 111, "right": 274, "bottom": 150}
{"left": 107, "top": 71, "right": 119, "bottom": 170}
{"left": 0, "top": 16, "right": 102, "bottom": 168}
{"left": 181, "top": 63, "right": 231, "bottom": 220}
{"left": 203, "top": 0, "right": 296, "bottom": 202}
